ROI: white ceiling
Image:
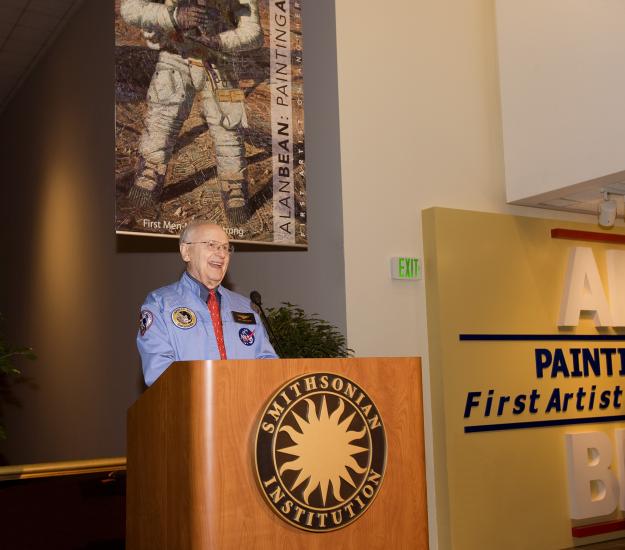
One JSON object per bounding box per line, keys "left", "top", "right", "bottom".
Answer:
{"left": 496, "top": 0, "right": 625, "bottom": 220}
{"left": 511, "top": 171, "right": 625, "bottom": 218}
{"left": 0, "top": 0, "right": 82, "bottom": 113}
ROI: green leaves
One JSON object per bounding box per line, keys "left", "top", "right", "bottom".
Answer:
{"left": 0, "top": 314, "right": 36, "bottom": 440}
{"left": 266, "top": 303, "right": 353, "bottom": 359}
{"left": 0, "top": 345, "right": 36, "bottom": 378}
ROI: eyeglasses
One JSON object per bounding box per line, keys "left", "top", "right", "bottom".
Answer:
{"left": 183, "top": 240, "right": 235, "bottom": 255}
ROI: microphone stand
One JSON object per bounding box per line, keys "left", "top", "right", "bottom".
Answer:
{"left": 250, "top": 290, "right": 283, "bottom": 357}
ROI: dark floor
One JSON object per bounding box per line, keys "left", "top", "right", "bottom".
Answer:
{"left": 0, "top": 471, "right": 125, "bottom": 550}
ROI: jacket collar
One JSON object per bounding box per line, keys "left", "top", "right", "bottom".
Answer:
{"left": 182, "top": 271, "right": 222, "bottom": 304}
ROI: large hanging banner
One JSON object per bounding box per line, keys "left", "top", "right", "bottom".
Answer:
{"left": 114, "top": 0, "right": 306, "bottom": 246}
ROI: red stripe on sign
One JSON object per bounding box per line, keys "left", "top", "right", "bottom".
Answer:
{"left": 551, "top": 228, "right": 625, "bottom": 245}
{"left": 572, "top": 519, "right": 625, "bottom": 538}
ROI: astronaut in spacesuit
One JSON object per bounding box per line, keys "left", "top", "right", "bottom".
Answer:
{"left": 120, "top": 0, "right": 263, "bottom": 223}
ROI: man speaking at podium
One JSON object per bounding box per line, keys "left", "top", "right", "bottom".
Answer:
{"left": 137, "top": 221, "right": 278, "bottom": 386}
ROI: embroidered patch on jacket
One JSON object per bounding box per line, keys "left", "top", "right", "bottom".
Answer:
{"left": 232, "top": 311, "right": 257, "bottom": 324}
{"left": 171, "top": 307, "right": 197, "bottom": 329}
{"left": 239, "top": 327, "right": 255, "bottom": 346}
{"left": 139, "top": 310, "right": 153, "bottom": 336}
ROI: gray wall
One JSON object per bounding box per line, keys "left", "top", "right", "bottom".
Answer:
{"left": 221, "top": 0, "right": 346, "bottom": 330}
{"left": 0, "top": 0, "right": 345, "bottom": 465}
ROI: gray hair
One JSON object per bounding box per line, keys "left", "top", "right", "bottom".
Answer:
{"left": 179, "top": 221, "right": 225, "bottom": 246}
{"left": 179, "top": 222, "right": 197, "bottom": 246}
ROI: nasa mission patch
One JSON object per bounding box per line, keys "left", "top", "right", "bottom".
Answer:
{"left": 239, "top": 327, "right": 255, "bottom": 346}
{"left": 171, "top": 307, "right": 197, "bottom": 329}
{"left": 139, "top": 310, "right": 153, "bottom": 336}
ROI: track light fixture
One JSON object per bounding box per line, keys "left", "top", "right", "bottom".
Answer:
{"left": 598, "top": 190, "right": 617, "bottom": 228}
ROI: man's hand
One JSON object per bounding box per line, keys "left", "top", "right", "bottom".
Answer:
{"left": 175, "top": 6, "right": 209, "bottom": 30}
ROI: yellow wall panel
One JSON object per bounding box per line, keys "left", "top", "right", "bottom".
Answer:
{"left": 424, "top": 208, "right": 625, "bottom": 550}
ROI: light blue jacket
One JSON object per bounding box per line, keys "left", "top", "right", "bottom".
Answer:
{"left": 137, "top": 272, "right": 278, "bottom": 386}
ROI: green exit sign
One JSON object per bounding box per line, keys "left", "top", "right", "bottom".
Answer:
{"left": 391, "top": 257, "right": 422, "bottom": 280}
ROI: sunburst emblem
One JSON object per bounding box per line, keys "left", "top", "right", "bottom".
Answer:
{"left": 277, "top": 396, "right": 369, "bottom": 506}
{"left": 255, "top": 373, "right": 387, "bottom": 532}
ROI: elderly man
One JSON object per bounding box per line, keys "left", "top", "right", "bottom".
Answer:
{"left": 137, "top": 221, "right": 278, "bottom": 386}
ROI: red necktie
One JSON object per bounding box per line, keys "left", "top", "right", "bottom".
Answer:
{"left": 208, "top": 289, "right": 227, "bottom": 360}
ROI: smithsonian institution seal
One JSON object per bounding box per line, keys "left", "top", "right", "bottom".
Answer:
{"left": 255, "top": 372, "right": 387, "bottom": 532}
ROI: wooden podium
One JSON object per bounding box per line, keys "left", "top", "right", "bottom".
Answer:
{"left": 127, "top": 357, "right": 428, "bottom": 549}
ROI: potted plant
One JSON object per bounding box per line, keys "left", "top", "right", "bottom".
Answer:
{"left": 266, "top": 303, "right": 353, "bottom": 359}
{"left": 0, "top": 315, "right": 36, "bottom": 439}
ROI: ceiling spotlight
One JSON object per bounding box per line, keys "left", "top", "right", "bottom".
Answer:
{"left": 598, "top": 190, "right": 617, "bottom": 228}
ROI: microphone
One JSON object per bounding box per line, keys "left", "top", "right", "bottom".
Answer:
{"left": 250, "top": 290, "right": 283, "bottom": 357}
{"left": 249, "top": 290, "right": 262, "bottom": 308}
